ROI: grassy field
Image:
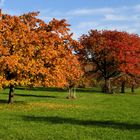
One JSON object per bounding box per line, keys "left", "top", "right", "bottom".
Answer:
{"left": 0, "top": 87, "right": 140, "bottom": 140}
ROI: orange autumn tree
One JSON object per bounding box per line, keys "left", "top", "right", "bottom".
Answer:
{"left": 0, "top": 10, "right": 83, "bottom": 103}
{"left": 20, "top": 12, "right": 84, "bottom": 98}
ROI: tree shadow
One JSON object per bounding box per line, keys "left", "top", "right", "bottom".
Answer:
{"left": 4, "top": 87, "right": 102, "bottom": 94}
{"left": 22, "top": 116, "right": 140, "bottom": 130}
{"left": 0, "top": 99, "right": 7, "bottom": 104}
{"left": 0, "top": 99, "right": 25, "bottom": 104}
{"left": 14, "top": 93, "right": 57, "bottom": 98}
{"left": 76, "top": 88, "right": 101, "bottom": 93}
{"left": 15, "top": 87, "right": 66, "bottom": 92}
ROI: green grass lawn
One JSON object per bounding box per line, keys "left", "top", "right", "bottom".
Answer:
{"left": 0, "top": 87, "right": 140, "bottom": 140}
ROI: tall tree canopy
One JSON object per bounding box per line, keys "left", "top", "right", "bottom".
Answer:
{"left": 0, "top": 10, "right": 83, "bottom": 103}
{"left": 78, "top": 30, "right": 140, "bottom": 93}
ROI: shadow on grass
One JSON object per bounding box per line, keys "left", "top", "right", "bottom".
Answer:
{"left": 0, "top": 99, "right": 7, "bottom": 104}
{"left": 15, "top": 93, "right": 57, "bottom": 98}
{"left": 76, "top": 88, "right": 101, "bottom": 93}
{"left": 3, "top": 87, "right": 102, "bottom": 94}
{"left": 0, "top": 99, "right": 25, "bottom": 104}
{"left": 15, "top": 87, "right": 66, "bottom": 92}
{"left": 15, "top": 87, "right": 102, "bottom": 94}
{"left": 22, "top": 116, "right": 140, "bottom": 130}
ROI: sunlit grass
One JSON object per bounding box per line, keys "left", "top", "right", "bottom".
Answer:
{"left": 0, "top": 87, "right": 140, "bottom": 140}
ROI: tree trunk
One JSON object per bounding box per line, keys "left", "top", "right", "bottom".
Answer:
{"left": 108, "top": 78, "right": 112, "bottom": 93}
{"left": 121, "top": 81, "right": 125, "bottom": 93}
{"left": 67, "top": 87, "right": 72, "bottom": 99}
{"left": 131, "top": 85, "right": 134, "bottom": 93}
{"left": 102, "top": 79, "right": 109, "bottom": 93}
{"left": 67, "top": 86, "right": 76, "bottom": 99}
{"left": 8, "top": 84, "right": 14, "bottom": 104}
{"left": 72, "top": 87, "right": 76, "bottom": 99}
{"left": 69, "top": 88, "right": 72, "bottom": 97}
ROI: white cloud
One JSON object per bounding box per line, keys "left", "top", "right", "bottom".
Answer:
{"left": 66, "top": 8, "right": 114, "bottom": 16}
{"left": 103, "top": 25, "right": 129, "bottom": 31}
{"left": 38, "top": 4, "right": 140, "bottom": 21}
{"left": 0, "top": 0, "right": 5, "bottom": 7}
{"left": 3, "top": 3, "right": 140, "bottom": 40}
{"left": 78, "top": 21, "right": 99, "bottom": 29}
{"left": 68, "top": 4, "right": 140, "bottom": 39}
{"left": 72, "top": 21, "right": 140, "bottom": 39}
{"left": 39, "top": 4, "right": 140, "bottom": 38}
{"left": 133, "top": 23, "right": 140, "bottom": 27}
{"left": 104, "top": 13, "right": 140, "bottom": 22}
{"left": 93, "top": 24, "right": 139, "bottom": 35}
{"left": 104, "top": 14, "right": 129, "bottom": 21}
{"left": 133, "top": 4, "right": 140, "bottom": 11}
{"left": 38, "top": 16, "right": 53, "bottom": 21}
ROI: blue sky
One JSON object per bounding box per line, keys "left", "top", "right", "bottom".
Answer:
{"left": 1, "top": 0, "right": 140, "bottom": 39}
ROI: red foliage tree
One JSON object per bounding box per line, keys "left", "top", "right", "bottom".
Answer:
{"left": 117, "top": 33, "right": 140, "bottom": 93}
{"left": 78, "top": 30, "right": 140, "bottom": 93}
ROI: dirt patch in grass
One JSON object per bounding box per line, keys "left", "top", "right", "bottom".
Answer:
{"left": 0, "top": 102, "right": 88, "bottom": 111}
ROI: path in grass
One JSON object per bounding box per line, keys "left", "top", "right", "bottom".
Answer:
{"left": 0, "top": 87, "right": 140, "bottom": 140}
